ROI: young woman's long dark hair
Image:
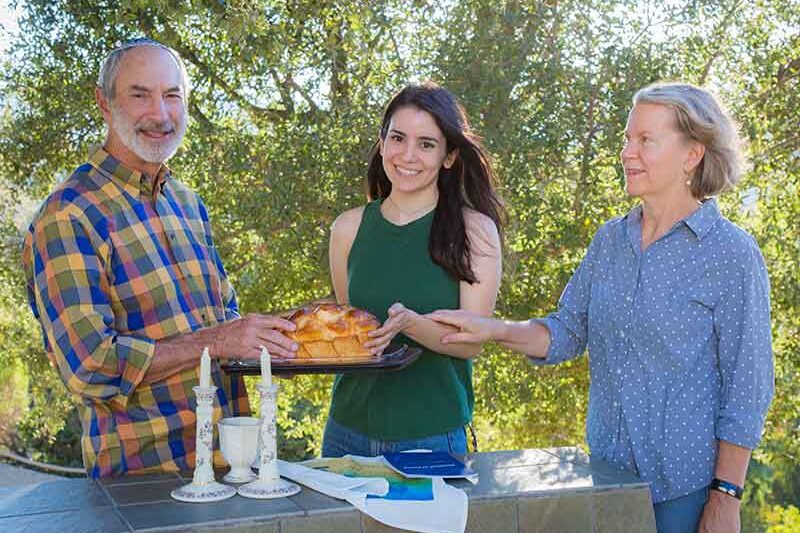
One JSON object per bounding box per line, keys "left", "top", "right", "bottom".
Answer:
{"left": 366, "top": 82, "right": 505, "bottom": 284}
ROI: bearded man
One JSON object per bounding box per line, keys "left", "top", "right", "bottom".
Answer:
{"left": 22, "top": 39, "right": 297, "bottom": 477}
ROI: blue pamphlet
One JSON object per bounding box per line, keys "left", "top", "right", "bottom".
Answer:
{"left": 382, "top": 452, "right": 478, "bottom": 482}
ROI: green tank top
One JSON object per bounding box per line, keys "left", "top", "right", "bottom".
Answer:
{"left": 329, "top": 200, "right": 472, "bottom": 440}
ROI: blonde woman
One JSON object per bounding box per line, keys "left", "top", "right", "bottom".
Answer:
{"left": 429, "top": 83, "right": 773, "bottom": 533}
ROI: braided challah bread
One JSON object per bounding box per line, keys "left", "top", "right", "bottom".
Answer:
{"left": 286, "top": 303, "right": 380, "bottom": 358}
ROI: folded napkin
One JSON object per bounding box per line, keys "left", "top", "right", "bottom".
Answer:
{"left": 279, "top": 456, "right": 468, "bottom": 533}
{"left": 277, "top": 459, "right": 388, "bottom": 500}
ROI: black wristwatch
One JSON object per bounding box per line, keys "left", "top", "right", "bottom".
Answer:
{"left": 709, "top": 478, "right": 744, "bottom": 500}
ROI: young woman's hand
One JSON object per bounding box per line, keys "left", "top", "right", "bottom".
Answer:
{"left": 363, "top": 302, "right": 415, "bottom": 355}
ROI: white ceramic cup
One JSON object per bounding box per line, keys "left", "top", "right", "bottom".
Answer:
{"left": 218, "top": 416, "right": 260, "bottom": 483}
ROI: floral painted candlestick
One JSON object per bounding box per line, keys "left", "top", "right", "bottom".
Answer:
{"left": 238, "top": 382, "right": 301, "bottom": 498}
{"left": 171, "top": 382, "right": 236, "bottom": 502}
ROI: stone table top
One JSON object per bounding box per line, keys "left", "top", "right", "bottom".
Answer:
{"left": 0, "top": 447, "right": 657, "bottom": 533}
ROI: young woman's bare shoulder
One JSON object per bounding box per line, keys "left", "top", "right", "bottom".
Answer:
{"left": 331, "top": 205, "right": 367, "bottom": 238}
{"left": 463, "top": 208, "right": 499, "bottom": 239}
{"left": 463, "top": 208, "right": 500, "bottom": 254}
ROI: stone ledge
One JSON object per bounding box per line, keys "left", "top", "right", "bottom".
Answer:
{"left": 0, "top": 448, "right": 656, "bottom": 533}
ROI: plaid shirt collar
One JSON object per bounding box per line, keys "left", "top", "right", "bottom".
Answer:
{"left": 88, "top": 144, "right": 171, "bottom": 198}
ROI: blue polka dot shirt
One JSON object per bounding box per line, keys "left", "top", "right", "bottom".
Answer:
{"left": 534, "top": 199, "right": 774, "bottom": 503}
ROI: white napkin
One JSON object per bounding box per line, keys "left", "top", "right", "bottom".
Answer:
{"left": 278, "top": 457, "right": 468, "bottom": 533}
{"left": 277, "top": 459, "right": 388, "bottom": 500}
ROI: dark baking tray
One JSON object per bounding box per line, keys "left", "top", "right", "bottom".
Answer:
{"left": 220, "top": 343, "right": 422, "bottom": 376}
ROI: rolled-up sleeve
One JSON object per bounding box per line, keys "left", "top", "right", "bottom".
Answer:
{"left": 28, "top": 210, "right": 154, "bottom": 408}
{"left": 713, "top": 238, "right": 774, "bottom": 448}
{"left": 530, "top": 230, "right": 602, "bottom": 366}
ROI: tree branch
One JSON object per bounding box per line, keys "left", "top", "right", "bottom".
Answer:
{"left": 328, "top": 17, "right": 350, "bottom": 109}
{"left": 573, "top": 22, "right": 600, "bottom": 217}
{"left": 137, "top": 16, "right": 290, "bottom": 122}
{"left": 188, "top": 100, "right": 214, "bottom": 131}
{"left": 755, "top": 54, "right": 800, "bottom": 103}
{"left": 269, "top": 68, "right": 295, "bottom": 115}
{"left": 284, "top": 72, "right": 321, "bottom": 114}
{"left": 698, "top": 1, "right": 742, "bottom": 85}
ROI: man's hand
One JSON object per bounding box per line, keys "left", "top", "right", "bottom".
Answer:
{"left": 209, "top": 313, "right": 298, "bottom": 360}
{"left": 697, "top": 491, "right": 741, "bottom": 533}
{"left": 146, "top": 314, "right": 298, "bottom": 384}
{"left": 363, "top": 302, "right": 414, "bottom": 355}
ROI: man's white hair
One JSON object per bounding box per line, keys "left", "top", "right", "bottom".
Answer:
{"left": 97, "top": 38, "right": 191, "bottom": 101}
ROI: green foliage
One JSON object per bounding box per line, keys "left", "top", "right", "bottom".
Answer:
{"left": 1, "top": 2, "right": 798, "bottom": 529}
{"left": 763, "top": 504, "right": 800, "bottom": 533}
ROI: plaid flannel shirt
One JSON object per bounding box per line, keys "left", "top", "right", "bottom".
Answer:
{"left": 22, "top": 146, "right": 250, "bottom": 477}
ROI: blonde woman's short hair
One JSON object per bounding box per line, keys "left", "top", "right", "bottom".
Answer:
{"left": 633, "top": 83, "right": 745, "bottom": 199}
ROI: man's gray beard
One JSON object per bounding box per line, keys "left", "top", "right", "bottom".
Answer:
{"left": 109, "top": 104, "right": 187, "bottom": 164}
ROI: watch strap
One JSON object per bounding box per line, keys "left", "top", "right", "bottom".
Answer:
{"left": 709, "top": 478, "right": 743, "bottom": 500}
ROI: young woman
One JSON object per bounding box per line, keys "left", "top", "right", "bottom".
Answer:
{"left": 322, "top": 82, "right": 505, "bottom": 457}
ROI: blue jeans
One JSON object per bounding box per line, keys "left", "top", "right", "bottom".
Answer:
{"left": 321, "top": 417, "right": 468, "bottom": 458}
{"left": 653, "top": 487, "right": 709, "bottom": 533}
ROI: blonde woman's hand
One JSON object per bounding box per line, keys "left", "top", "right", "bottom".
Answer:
{"left": 425, "top": 309, "right": 501, "bottom": 345}
{"left": 696, "top": 491, "right": 740, "bottom": 533}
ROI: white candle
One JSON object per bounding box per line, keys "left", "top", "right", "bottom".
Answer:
{"left": 260, "top": 345, "right": 272, "bottom": 386}
{"left": 199, "top": 347, "right": 211, "bottom": 388}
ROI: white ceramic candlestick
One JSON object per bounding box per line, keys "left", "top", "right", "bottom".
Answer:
{"left": 260, "top": 345, "right": 272, "bottom": 386}
{"left": 199, "top": 347, "right": 211, "bottom": 388}
{"left": 237, "top": 382, "right": 300, "bottom": 498}
{"left": 171, "top": 384, "right": 236, "bottom": 502}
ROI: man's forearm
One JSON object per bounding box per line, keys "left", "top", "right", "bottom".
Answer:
{"left": 141, "top": 314, "right": 298, "bottom": 385}
{"left": 142, "top": 328, "right": 215, "bottom": 385}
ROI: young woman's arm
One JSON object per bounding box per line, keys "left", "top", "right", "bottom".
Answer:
{"left": 328, "top": 206, "right": 365, "bottom": 305}
{"left": 365, "top": 211, "right": 502, "bottom": 359}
